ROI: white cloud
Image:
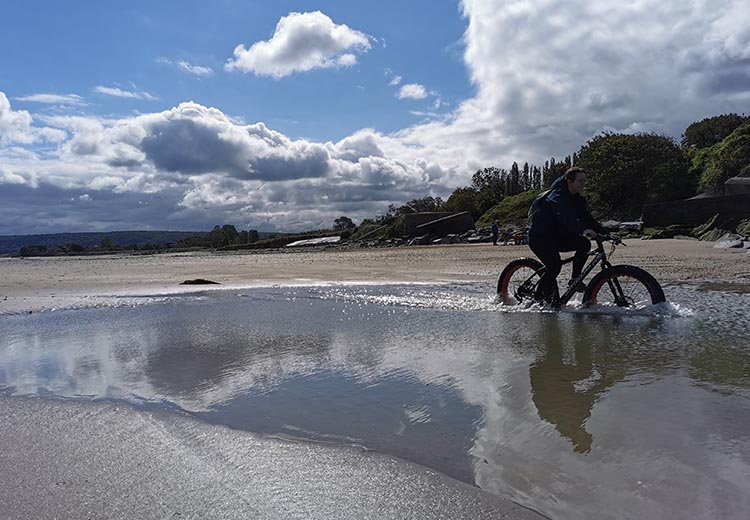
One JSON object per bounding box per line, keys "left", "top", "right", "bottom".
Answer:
{"left": 0, "top": 166, "right": 30, "bottom": 185}
{"left": 0, "top": 92, "right": 67, "bottom": 145}
{"left": 431, "top": 97, "right": 447, "bottom": 110}
{"left": 2, "top": 0, "right": 750, "bottom": 234}
{"left": 0, "top": 92, "right": 37, "bottom": 145}
{"left": 15, "top": 93, "right": 87, "bottom": 106}
{"left": 397, "top": 83, "right": 428, "bottom": 99}
{"left": 389, "top": 75, "right": 402, "bottom": 86}
{"left": 0, "top": 97, "right": 447, "bottom": 232}
{"left": 156, "top": 57, "right": 214, "bottom": 77}
{"left": 444, "top": 0, "right": 750, "bottom": 165}
{"left": 177, "top": 60, "right": 214, "bottom": 76}
{"left": 94, "top": 85, "right": 157, "bottom": 101}
{"left": 225, "top": 11, "right": 372, "bottom": 78}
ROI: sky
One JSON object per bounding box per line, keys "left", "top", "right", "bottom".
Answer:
{"left": 1, "top": 0, "right": 748, "bottom": 235}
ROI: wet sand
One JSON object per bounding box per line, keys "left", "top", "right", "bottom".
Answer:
{"left": 1, "top": 239, "right": 748, "bottom": 314}
{"left": 1, "top": 239, "right": 747, "bottom": 519}
{"left": 0, "top": 396, "right": 544, "bottom": 520}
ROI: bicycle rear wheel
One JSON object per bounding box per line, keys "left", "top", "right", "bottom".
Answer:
{"left": 583, "top": 265, "right": 665, "bottom": 308}
{"left": 497, "top": 258, "right": 544, "bottom": 305}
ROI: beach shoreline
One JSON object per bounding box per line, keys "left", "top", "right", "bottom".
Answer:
{"left": 1, "top": 239, "right": 748, "bottom": 314}
{"left": 2, "top": 239, "right": 748, "bottom": 519}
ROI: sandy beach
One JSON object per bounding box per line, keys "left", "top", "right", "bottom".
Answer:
{"left": 2, "top": 238, "right": 749, "bottom": 519}
{"left": 1, "top": 238, "right": 748, "bottom": 315}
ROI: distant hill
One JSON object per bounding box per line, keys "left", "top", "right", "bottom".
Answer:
{"left": 0, "top": 230, "right": 206, "bottom": 256}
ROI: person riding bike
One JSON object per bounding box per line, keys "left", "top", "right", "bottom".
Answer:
{"left": 527, "top": 167, "right": 606, "bottom": 305}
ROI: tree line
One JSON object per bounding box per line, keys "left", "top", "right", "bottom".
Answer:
{"left": 15, "top": 112, "right": 748, "bottom": 256}
{"left": 341, "top": 112, "right": 750, "bottom": 237}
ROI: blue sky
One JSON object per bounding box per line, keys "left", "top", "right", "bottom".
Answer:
{"left": 2, "top": 1, "right": 469, "bottom": 141}
{"left": 1, "top": 0, "right": 748, "bottom": 234}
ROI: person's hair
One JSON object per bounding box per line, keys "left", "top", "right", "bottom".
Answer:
{"left": 564, "top": 167, "right": 586, "bottom": 182}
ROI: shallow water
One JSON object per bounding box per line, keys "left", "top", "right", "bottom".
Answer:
{"left": 1, "top": 282, "right": 749, "bottom": 519}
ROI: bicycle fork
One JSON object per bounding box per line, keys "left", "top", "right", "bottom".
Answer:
{"left": 605, "top": 277, "right": 629, "bottom": 307}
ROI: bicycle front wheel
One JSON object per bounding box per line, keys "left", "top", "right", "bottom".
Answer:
{"left": 583, "top": 265, "right": 665, "bottom": 308}
{"left": 497, "top": 258, "right": 544, "bottom": 305}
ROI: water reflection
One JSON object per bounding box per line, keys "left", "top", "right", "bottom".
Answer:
{"left": 530, "top": 317, "right": 619, "bottom": 453}
{"left": 1, "top": 283, "right": 749, "bottom": 519}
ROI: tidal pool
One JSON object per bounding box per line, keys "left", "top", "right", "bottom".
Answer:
{"left": 1, "top": 282, "right": 749, "bottom": 519}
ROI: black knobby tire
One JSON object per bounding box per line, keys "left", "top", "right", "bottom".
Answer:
{"left": 497, "top": 258, "right": 544, "bottom": 305}
{"left": 583, "top": 265, "right": 665, "bottom": 308}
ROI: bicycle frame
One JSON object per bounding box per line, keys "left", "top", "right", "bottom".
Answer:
{"left": 521, "top": 236, "right": 617, "bottom": 306}
{"left": 557, "top": 240, "right": 611, "bottom": 305}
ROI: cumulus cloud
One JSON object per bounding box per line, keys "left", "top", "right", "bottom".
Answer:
{"left": 94, "top": 85, "right": 157, "bottom": 101}
{"left": 15, "top": 93, "right": 87, "bottom": 106}
{"left": 225, "top": 11, "right": 372, "bottom": 78}
{"left": 0, "top": 95, "right": 445, "bottom": 233}
{"left": 0, "top": 92, "right": 67, "bottom": 145}
{"left": 0, "top": 92, "right": 37, "bottom": 145}
{"left": 445, "top": 0, "right": 750, "bottom": 164}
{"left": 132, "top": 102, "right": 332, "bottom": 181}
{"left": 2, "top": 0, "right": 749, "bottom": 234}
{"left": 397, "top": 83, "right": 428, "bottom": 100}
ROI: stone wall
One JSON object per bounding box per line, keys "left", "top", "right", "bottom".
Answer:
{"left": 404, "top": 212, "right": 454, "bottom": 235}
{"left": 725, "top": 177, "right": 750, "bottom": 195}
{"left": 642, "top": 194, "right": 750, "bottom": 227}
{"left": 404, "top": 212, "right": 474, "bottom": 237}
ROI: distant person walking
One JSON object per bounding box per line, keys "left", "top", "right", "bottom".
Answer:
{"left": 491, "top": 220, "right": 499, "bottom": 246}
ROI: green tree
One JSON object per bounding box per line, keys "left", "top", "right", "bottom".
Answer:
{"left": 205, "top": 226, "right": 225, "bottom": 248}
{"left": 690, "top": 123, "right": 750, "bottom": 193}
{"left": 471, "top": 167, "right": 505, "bottom": 198}
{"left": 443, "top": 187, "right": 480, "bottom": 217}
{"left": 99, "top": 235, "right": 117, "bottom": 250}
{"left": 575, "top": 133, "right": 692, "bottom": 218}
{"left": 399, "top": 196, "right": 444, "bottom": 213}
{"left": 542, "top": 158, "right": 568, "bottom": 188}
{"left": 221, "top": 224, "right": 239, "bottom": 245}
{"left": 681, "top": 113, "right": 750, "bottom": 149}
{"left": 19, "top": 245, "right": 48, "bottom": 256}
{"left": 522, "top": 162, "right": 531, "bottom": 192}
{"left": 62, "top": 243, "right": 85, "bottom": 253}
{"left": 471, "top": 167, "right": 506, "bottom": 215}
{"left": 531, "top": 165, "right": 542, "bottom": 190}
{"left": 508, "top": 162, "right": 521, "bottom": 195}
{"left": 334, "top": 216, "right": 356, "bottom": 231}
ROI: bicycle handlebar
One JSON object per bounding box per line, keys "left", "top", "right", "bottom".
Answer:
{"left": 596, "top": 234, "right": 623, "bottom": 245}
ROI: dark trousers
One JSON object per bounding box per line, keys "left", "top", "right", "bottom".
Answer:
{"left": 528, "top": 233, "right": 591, "bottom": 301}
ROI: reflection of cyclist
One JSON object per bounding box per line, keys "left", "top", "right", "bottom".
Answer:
{"left": 528, "top": 167, "right": 606, "bottom": 304}
{"left": 529, "top": 318, "right": 619, "bottom": 454}
{"left": 529, "top": 340, "right": 596, "bottom": 453}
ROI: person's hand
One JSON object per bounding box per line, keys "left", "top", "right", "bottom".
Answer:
{"left": 583, "top": 229, "right": 597, "bottom": 240}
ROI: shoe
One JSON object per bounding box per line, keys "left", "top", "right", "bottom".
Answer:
{"left": 568, "top": 280, "right": 586, "bottom": 293}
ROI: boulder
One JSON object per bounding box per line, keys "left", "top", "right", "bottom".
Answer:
{"left": 180, "top": 279, "right": 220, "bottom": 285}
{"left": 714, "top": 233, "right": 744, "bottom": 249}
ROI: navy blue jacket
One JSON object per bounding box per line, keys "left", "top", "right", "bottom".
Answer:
{"left": 528, "top": 176, "right": 605, "bottom": 237}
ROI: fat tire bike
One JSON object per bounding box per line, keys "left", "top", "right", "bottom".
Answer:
{"left": 497, "top": 235, "right": 665, "bottom": 308}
